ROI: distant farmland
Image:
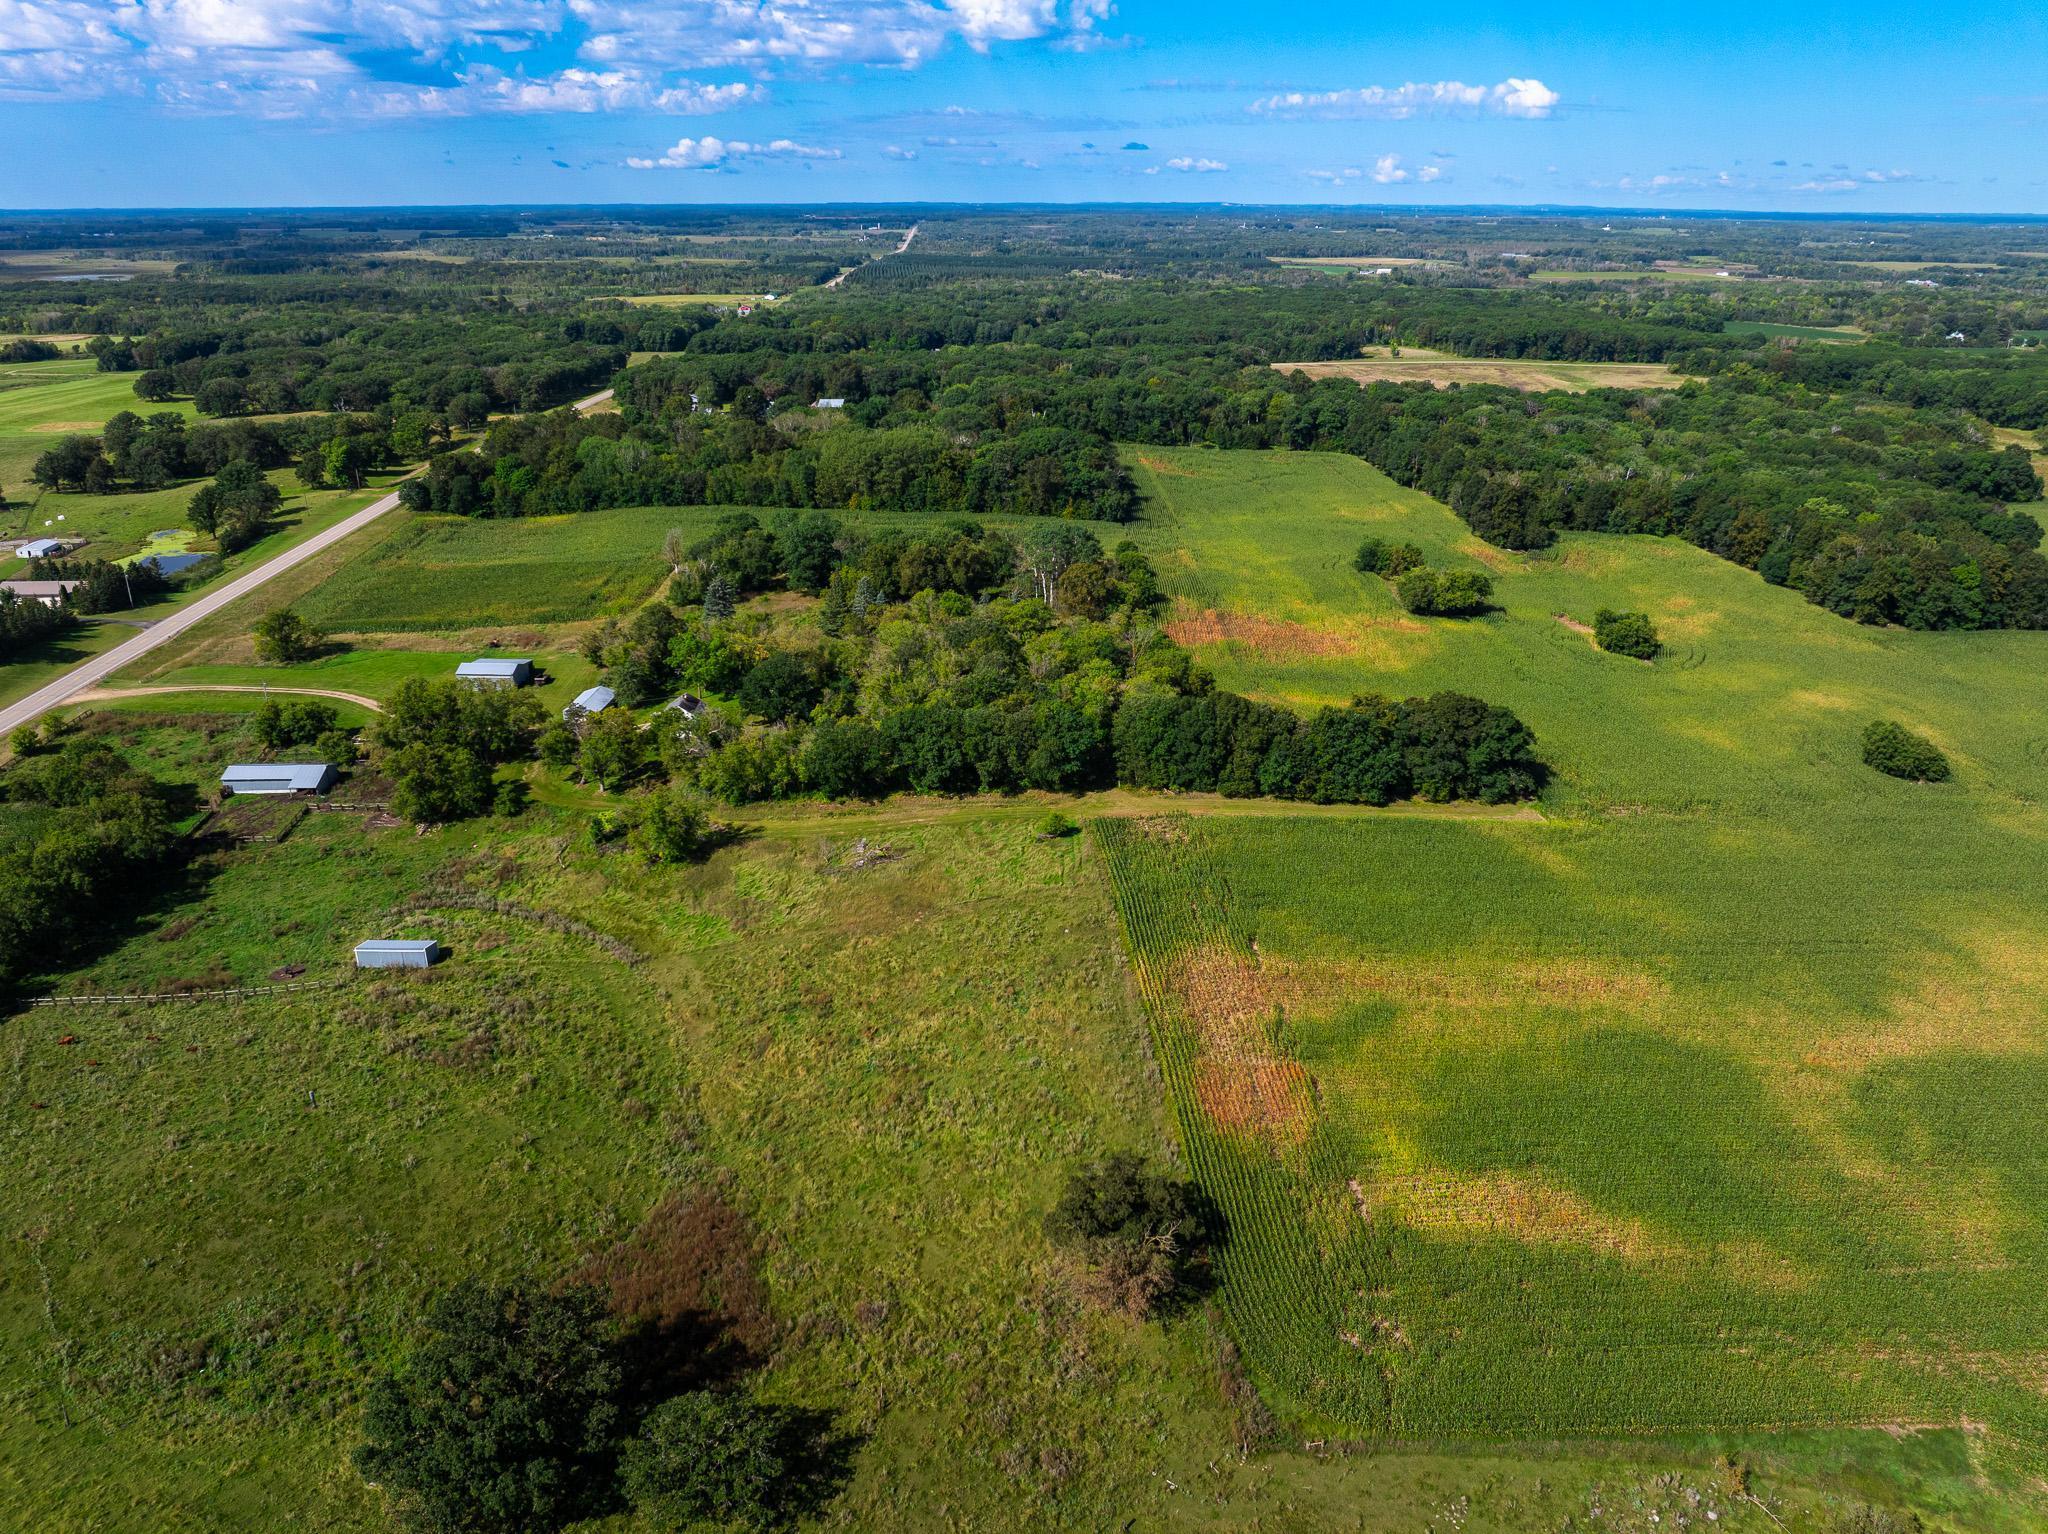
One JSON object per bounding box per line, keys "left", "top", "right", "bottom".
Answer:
{"left": 1273, "top": 349, "right": 1688, "bottom": 392}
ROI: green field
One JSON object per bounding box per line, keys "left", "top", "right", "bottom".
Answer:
{"left": 294, "top": 508, "right": 676, "bottom": 632}
{"left": 1723, "top": 321, "right": 1868, "bottom": 343}
{"left": 3, "top": 707, "right": 1959, "bottom": 1531}
{"left": 10, "top": 442, "right": 2045, "bottom": 1529}
{"left": 1089, "top": 447, "right": 2048, "bottom": 1508}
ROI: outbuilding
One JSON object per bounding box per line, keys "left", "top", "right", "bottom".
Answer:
{"left": 456, "top": 656, "right": 534, "bottom": 688}
{"left": 16, "top": 537, "right": 68, "bottom": 560}
{"left": 220, "top": 762, "right": 336, "bottom": 797}
{"left": 0, "top": 579, "right": 80, "bottom": 608}
{"left": 564, "top": 685, "right": 616, "bottom": 722}
{"left": 812, "top": 397, "right": 846, "bottom": 409}
{"left": 353, "top": 938, "right": 442, "bottom": 970}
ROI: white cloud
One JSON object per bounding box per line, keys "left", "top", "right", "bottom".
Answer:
{"left": 1418, "top": 163, "right": 1442, "bottom": 183}
{"left": 1251, "top": 76, "right": 1559, "bottom": 120}
{"left": 0, "top": 0, "right": 1110, "bottom": 113}
{"left": 361, "top": 67, "right": 761, "bottom": 116}
{"left": 627, "top": 134, "right": 841, "bottom": 170}
{"left": 1303, "top": 166, "right": 1361, "bottom": 183}
{"left": 1371, "top": 153, "right": 1407, "bottom": 183}
{"left": 1164, "top": 154, "right": 1226, "bottom": 172}
{"left": 883, "top": 143, "right": 918, "bottom": 159}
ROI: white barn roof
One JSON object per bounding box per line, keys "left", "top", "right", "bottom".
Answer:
{"left": 221, "top": 762, "right": 336, "bottom": 794}
{"left": 17, "top": 537, "right": 66, "bottom": 559}
{"left": 456, "top": 657, "right": 533, "bottom": 679}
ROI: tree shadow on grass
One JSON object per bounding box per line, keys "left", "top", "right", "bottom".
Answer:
{"left": 765, "top": 1405, "right": 864, "bottom": 1525}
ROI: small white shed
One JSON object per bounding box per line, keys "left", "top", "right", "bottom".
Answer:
{"left": 221, "top": 762, "right": 336, "bottom": 796}
{"left": 354, "top": 938, "right": 442, "bottom": 970}
{"left": 564, "top": 685, "right": 615, "bottom": 722}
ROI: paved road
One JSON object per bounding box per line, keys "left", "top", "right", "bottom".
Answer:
{"left": 0, "top": 383, "right": 616, "bottom": 737}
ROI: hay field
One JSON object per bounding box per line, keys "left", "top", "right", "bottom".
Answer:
{"left": 1273, "top": 354, "right": 1688, "bottom": 392}
{"left": 1101, "top": 445, "right": 2048, "bottom": 1484}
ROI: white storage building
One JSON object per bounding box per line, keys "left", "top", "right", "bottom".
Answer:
{"left": 220, "top": 762, "right": 337, "bottom": 796}
{"left": 354, "top": 938, "right": 442, "bottom": 970}
{"left": 456, "top": 657, "right": 534, "bottom": 688}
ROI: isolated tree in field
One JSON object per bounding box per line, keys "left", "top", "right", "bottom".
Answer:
{"left": 1862, "top": 720, "right": 1952, "bottom": 782}
{"left": 190, "top": 459, "right": 283, "bottom": 553}
{"left": 252, "top": 606, "right": 321, "bottom": 664}
{"left": 1593, "top": 608, "right": 1661, "bottom": 659}
{"left": 355, "top": 1281, "right": 622, "bottom": 1534}
{"left": 660, "top": 526, "right": 688, "bottom": 572}
{"left": 703, "top": 573, "right": 737, "bottom": 623}
{"left": 1045, "top": 1153, "right": 1219, "bottom": 1318}
{"left": 620, "top": 1391, "right": 785, "bottom": 1531}
{"left": 1353, "top": 537, "right": 1425, "bottom": 578}
{"left": 1396, "top": 566, "right": 1494, "bottom": 617}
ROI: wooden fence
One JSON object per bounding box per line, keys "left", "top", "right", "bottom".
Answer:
{"left": 22, "top": 976, "right": 349, "bottom": 1009}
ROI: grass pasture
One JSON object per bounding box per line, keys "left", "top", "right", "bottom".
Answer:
{"left": 294, "top": 509, "right": 676, "bottom": 633}
{"left": 1, "top": 708, "right": 1961, "bottom": 1531}
{"left": 1090, "top": 444, "right": 2048, "bottom": 1511}
{"left": 1723, "top": 321, "right": 1868, "bottom": 343}
{"left": 1273, "top": 353, "right": 1688, "bottom": 392}
{"left": 1990, "top": 426, "right": 2047, "bottom": 486}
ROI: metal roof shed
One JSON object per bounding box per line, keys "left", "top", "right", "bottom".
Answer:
{"left": 564, "top": 685, "right": 616, "bottom": 721}
{"left": 17, "top": 537, "right": 65, "bottom": 559}
{"left": 354, "top": 938, "right": 442, "bottom": 970}
{"left": 220, "top": 762, "right": 337, "bottom": 796}
{"left": 456, "top": 657, "right": 534, "bottom": 687}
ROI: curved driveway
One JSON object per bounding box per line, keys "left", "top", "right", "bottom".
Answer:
{"left": 0, "top": 385, "right": 615, "bottom": 737}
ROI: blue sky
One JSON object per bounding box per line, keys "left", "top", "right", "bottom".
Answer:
{"left": 2, "top": 0, "right": 2044, "bottom": 210}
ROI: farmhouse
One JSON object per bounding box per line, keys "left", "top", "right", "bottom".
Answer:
{"left": 665, "top": 693, "right": 706, "bottom": 717}
{"left": 353, "top": 938, "right": 442, "bottom": 970}
{"left": 0, "top": 578, "right": 80, "bottom": 607}
{"left": 219, "top": 762, "right": 336, "bottom": 796}
{"left": 564, "top": 685, "right": 616, "bottom": 722}
{"left": 456, "top": 656, "right": 534, "bottom": 688}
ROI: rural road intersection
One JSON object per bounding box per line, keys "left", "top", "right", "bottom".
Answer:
{"left": 0, "top": 385, "right": 615, "bottom": 738}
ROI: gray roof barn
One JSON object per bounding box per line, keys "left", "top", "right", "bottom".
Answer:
{"left": 220, "top": 762, "right": 336, "bottom": 796}
{"left": 564, "top": 685, "right": 616, "bottom": 721}
{"left": 354, "top": 938, "right": 442, "bottom": 970}
{"left": 0, "top": 579, "right": 80, "bottom": 607}
{"left": 16, "top": 537, "right": 68, "bottom": 559}
{"left": 456, "top": 657, "right": 534, "bottom": 687}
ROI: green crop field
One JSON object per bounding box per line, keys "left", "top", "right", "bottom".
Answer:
{"left": 1083, "top": 446, "right": 2048, "bottom": 1509}
{"left": 1723, "top": 321, "right": 1868, "bottom": 343}
{"left": 294, "top": 508, "right": 677, "bottom": 632}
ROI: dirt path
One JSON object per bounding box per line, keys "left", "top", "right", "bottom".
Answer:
{"left": 70, "top": 683, "right": 385, "bottom": 712}
{"left": 823, "top": 222, "right": 919, "bottom": 289}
